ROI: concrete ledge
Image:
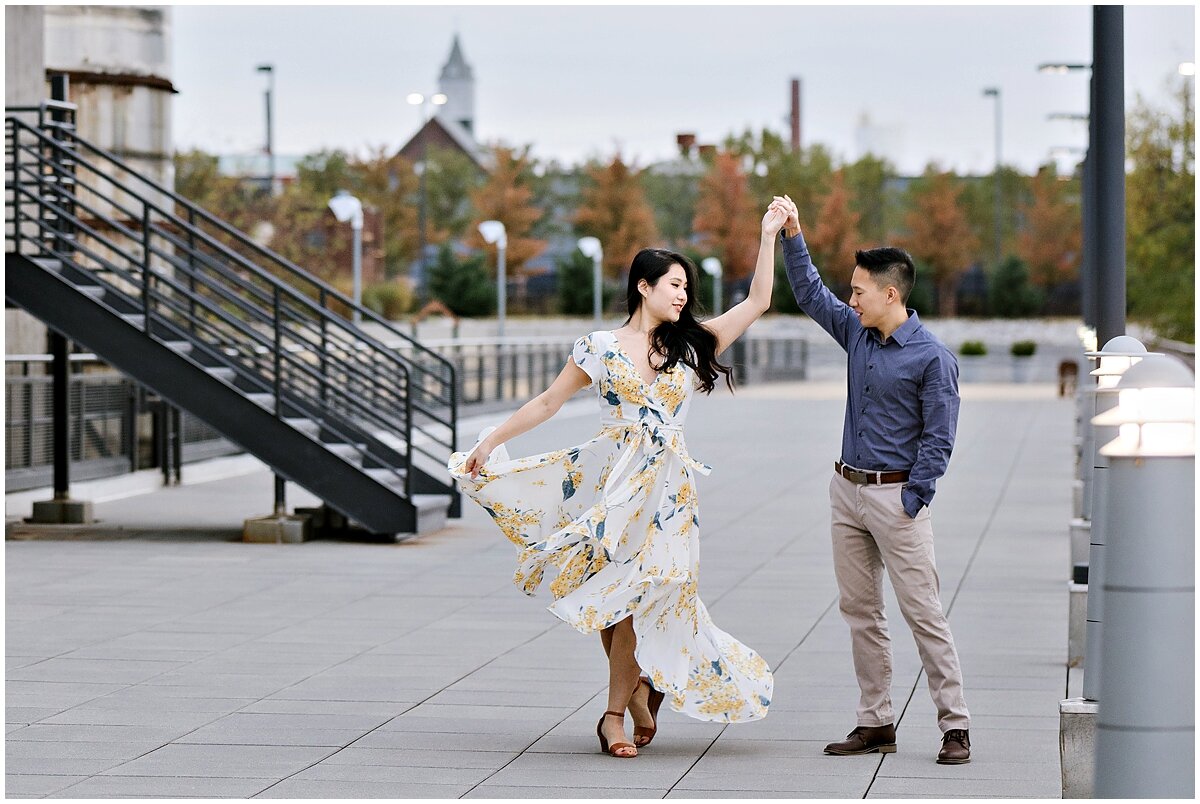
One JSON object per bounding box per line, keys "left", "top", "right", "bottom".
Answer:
{"left": 1060, "top": 697, "right": 1098, "bottom": 798}
{"left": 242, "top": 514, "right": 313, "bottom": 544}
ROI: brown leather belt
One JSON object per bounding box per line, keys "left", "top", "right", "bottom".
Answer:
{"left": 835, "top": 461, "right": 910, "bottom": 485}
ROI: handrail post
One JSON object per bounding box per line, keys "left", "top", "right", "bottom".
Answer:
{"left": 141, "top": 205, "right": 152, "bottom": 333}
{"left": 187, "top": 207, "right": 197, "bottom": 335}
{"left": 404, "top": 378, "right": 414, "bottom": 499}
{"left": 11, "top": 123, "right": 22, "bottom": 253}
{"left": 319, "top": 288, "right": 328, "bottom": 406}
{"left": 273, "top": 286, "right": 283, "bottom": 420}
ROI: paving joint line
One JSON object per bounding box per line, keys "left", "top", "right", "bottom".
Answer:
{"left": 866, "top": 398, "right": 1039, "bottom": 798}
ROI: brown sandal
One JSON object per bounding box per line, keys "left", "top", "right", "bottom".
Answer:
{"left": 597, "top": 710, "right": 637, "bottom": 758}
{"left": 632, "top": 676, "right": 665, "bottom": 747}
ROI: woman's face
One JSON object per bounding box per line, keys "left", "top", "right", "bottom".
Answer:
{"left": 640, "top": 263, "right": 689, "bottom": 323}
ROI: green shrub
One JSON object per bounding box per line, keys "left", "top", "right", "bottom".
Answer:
{"left": 1010, "top": 340, "right": 1037, "bottom": 357}
{"left": 988, "top": 256, "right": 1044, "bottom": 318}
{"left": 426, "top": 245, "right": 495, "bottom": 317}
{"left": 557, "top": 249, "right": 618, "bottom": 315}
{"left": 960, "top": 340, "right": 987, "bottom": 356}
{"left": 361, "top": 280, "right": 414, "bottom": 320}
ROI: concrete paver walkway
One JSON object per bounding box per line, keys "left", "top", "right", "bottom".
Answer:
{"left": 6, "top": 381, "right": 1072, "bottom": 798}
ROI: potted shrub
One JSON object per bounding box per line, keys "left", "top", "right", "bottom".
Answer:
{"left": 958, "top": 340, "right": 987, "bottom": 383}
{"left": 1011, "top": 340, "right": 1037, "bottom": 382}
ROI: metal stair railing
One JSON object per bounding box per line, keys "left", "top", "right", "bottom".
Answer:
{"left": 6, "top": 104, "right": 459, "bottom": 507}
{"left": 7, "top": 121, "right": 414, "bottom": 492}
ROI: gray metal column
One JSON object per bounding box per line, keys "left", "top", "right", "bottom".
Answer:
{"left": 1079, "top": 151, "right": 1096, "bottom": 327}
{"left": 1092, "top": 5, "right": 1126, "bottom": 346}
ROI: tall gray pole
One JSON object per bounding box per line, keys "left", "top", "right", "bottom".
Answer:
{"left": 1092, "top": 6, "right": 1126, "bottom": 346}
{"left": 497, "top": 241, "right": 506, "bottom": 339}
{"left": 351, "top": 219, "right": 362, "bottom": 326}
{"left": 992, "top": 90, "right": 1002, "bottom": 267}
{"left": 1080, "top": 150, "right": 1096, "bottom": 327}
{"left": 592, "top": 254, "right": 602, "bottom": 327}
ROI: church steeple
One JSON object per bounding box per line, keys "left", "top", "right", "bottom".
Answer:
{"left": 437, "top": 34, "right": 475, "bottom": 137}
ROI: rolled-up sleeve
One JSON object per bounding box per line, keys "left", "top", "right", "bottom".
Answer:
{"left": 902, "top": 350, "right": 959, "bottom": 517}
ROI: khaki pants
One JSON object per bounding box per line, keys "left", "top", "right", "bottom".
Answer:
{"left": 829, "top": 472, "right": 970, "bottom": 732}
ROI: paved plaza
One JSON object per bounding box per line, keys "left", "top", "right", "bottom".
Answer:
{"left": 6, "top": 381, "right": 1073, "bottom": 798}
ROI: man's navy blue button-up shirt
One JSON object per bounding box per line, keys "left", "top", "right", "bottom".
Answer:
{"left": 782, "top": 230, "right": 959, "bottom": 518}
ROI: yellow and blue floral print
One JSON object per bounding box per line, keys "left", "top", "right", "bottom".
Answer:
{"left": 448, "top": 330, "right": 772, "bottom": 723}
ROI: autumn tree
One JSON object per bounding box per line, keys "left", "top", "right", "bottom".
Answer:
{"left": 351, "top": 146, "right": 420, "bottom": 277}
{"left": 1016, "top": 165, "right": 1081, "bottom": 289}
{"left": 424, "top": 144, "right": 485, "bottom": 243}
{"left": 693, "top": 150, "right": 759, "bottom": 281}
{"left": 899, "top": 169, "right": 979, "bottom": 317}
{"left": 1125, "top": 82, "right": 1194, "bottom": 342}
{"left": 958, "top": 166, "right": 1025, "bottom": 269}
{"left": 173, "top": 150, "right": 265, "bottom": 243}
{"left": 843, "top": 154, "right": 896, "bottom": 244}
{"left": 641, "top": 168, "right": 699, "bottom": 248}
{"left": 806, "top": 170, "right": 862, "bottom": 273}
{"left": 467, "top": 145, "right": 546, "bottom": 274}
{"left": 574, "top": 154, "right": 659, "bottom": 279}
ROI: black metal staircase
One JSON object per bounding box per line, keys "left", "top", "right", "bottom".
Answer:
{"left": 5, "top": 102, "right": 459, "bottom": 536}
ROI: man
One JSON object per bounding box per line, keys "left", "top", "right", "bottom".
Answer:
{"left": 772, "top": 195, "right": 970, "bottom": 765}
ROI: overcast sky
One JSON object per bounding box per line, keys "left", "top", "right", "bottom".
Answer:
{"left": 171, "top": 2, "right": 1195, "bottom": 176}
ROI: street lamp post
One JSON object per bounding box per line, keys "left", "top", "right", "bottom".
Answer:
{"left": 478, "top": 220, "right": 507, "bottom": 339}
{"left": 1092, "top": 354, "right": 1195, "bottom": 798}
{"left": 406, "top": 92, "right": 448, "bottom": 283}
{"left": 577, "top": 237, "right": 603, "bottom": 327}
{"left": 1092, "top": 6, "right": 1126, "bottom": 347}
{"left": 256, "top": 64, "right": 275, "bottom": 196}
{"left": 700, "top": 257, "right": 723, "bottom": 315}
{"left": 982, "top": 87, "right": 1002, "bottom": 268}
{"left": 328, "top": 190, "right": 364, "bottom": 325}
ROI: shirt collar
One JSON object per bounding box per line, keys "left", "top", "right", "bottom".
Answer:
{"left": 873, "top": 309, "right": 922, "bottom": 346}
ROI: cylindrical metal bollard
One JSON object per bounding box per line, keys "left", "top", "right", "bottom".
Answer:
{"left": 1082, "top": 336, "right": 1150, "bottom": 701}
{"left": 1093, "top": 355, "right": 1194, "bottom": 798}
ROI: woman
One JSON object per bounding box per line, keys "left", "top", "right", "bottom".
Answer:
{"left": 448, "top": 200, "right": 789, "bottom": 758}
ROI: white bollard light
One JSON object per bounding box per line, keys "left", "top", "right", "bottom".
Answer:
{"left": 1092, "top": 354, "right": 1195, "bottom": 798}
{"left": 1080, "top": 336, "right": 1151, "bottom": 700}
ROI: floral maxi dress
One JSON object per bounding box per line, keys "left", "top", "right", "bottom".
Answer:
{"left": 447, "top": 330, "right": 773, "bottom": 722}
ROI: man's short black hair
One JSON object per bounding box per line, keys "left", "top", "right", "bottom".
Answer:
{"left": 855, "top": 247, "right": 916, "bottom": 304}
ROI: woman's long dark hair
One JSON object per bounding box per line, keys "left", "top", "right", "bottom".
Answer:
{"left": 624, "top": 248, "right": 734, "bottom": 394}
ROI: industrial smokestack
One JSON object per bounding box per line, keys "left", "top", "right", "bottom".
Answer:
{"left": 790, "top": 78, "right": 802, "bottom": 152}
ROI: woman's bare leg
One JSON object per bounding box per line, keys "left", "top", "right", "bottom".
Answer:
{"left": 600, "top": 617, "right": 641, "bottom": 756}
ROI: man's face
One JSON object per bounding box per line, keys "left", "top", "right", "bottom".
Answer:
{"left": 848, "top": 266, "right": 894, "bottom": 330}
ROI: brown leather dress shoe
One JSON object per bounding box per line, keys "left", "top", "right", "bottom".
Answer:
{"left": 824, "top": 724, "right": 897, "bottom": 755}
{"left": 937, "top": 729, "right": 971, "bottom": 764}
